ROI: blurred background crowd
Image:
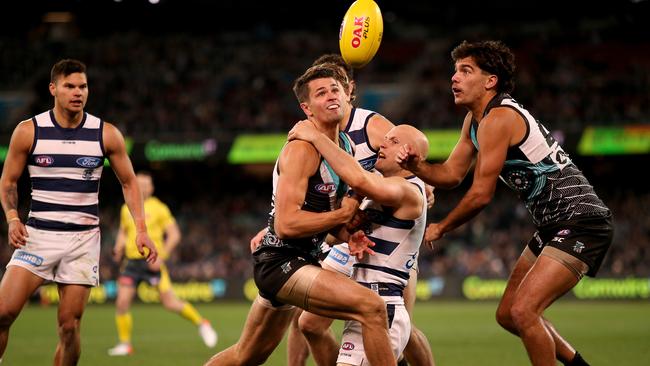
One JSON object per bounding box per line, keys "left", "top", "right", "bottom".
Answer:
{"left": 0, "top": 0, "right": 648, "bottom": 283}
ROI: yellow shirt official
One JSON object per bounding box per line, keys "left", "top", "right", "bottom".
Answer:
{"left": 121, "top": 196, "right": 176, "bottom": 260}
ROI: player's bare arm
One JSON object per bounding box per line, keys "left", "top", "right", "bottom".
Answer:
{"left": 397, "top": 113, "right": 476, "bottom": 189}
{"left": 0, "top": 121, "right": 34, "bottom": 248}
{"left": 163, "top": 221, "right": 181, "bottom": 259}
{"left": 426, "top": 108, "right": 520, "bottom": 242}
{"left": 273, "top": 140, "right": 358, "bottom": 239}
{"left": 366, "top": 114, "right": 394, "bottom": 150}
{"left": 104, "top": 122, "right": 158, "bottom": 262}
{"left": 249, "top": 227, "right": 268, "bottom": 253}
{"left": 113, "top": 226, "right": 127, "bottom": 262}
{"left": 290, "top": 121, "right": 422, "bottom": 218}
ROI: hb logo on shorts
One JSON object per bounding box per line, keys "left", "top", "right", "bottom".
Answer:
{"left": 281, "top": 262, "right": 292, "bottom": 274}
{"left": 14, "top": 251, "right": 44, "bottom": 267}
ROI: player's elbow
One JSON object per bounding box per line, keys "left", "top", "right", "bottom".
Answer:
{"left": 437, "top": 176, "right": 464, "bottom": 189}
{"left": 273, "top": 220, "right": 295, "bottom": 239}
{"left": 469, "top": 189, "right": 493, "bottom": 208}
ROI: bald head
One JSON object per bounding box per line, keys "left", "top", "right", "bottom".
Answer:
{"left": 391, "top": 124, "right": 429, "bottom": 160}
{"left": 375, "top": 124, "right": 429, "bottom": 176}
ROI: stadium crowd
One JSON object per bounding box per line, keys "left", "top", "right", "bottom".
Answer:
{"left": 0, "top": 6, "right": 648, "bottom": 285}
{"left": 1, "top": 15, "right": 648, "bottom": 140}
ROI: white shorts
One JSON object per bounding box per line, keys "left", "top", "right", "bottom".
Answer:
{"left": 322, "top": 243, "right": 356, "bottom": 277}
{"left": 337, "top": 301, "right": 411, "bottom": 365}
{"left": 7, "top": 226, "right": 101, "bottom": 287}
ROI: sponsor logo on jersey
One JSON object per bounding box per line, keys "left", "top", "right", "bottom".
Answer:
{"left": 573, "top": 241, "right": 585, "bottom": 253}
{"left": 76, "top": 156, "right": 102, "bottom": 168}
{"left": 14, "top": 250, "right": 44, "bottom": 266}
{"left": 35, "top": 155, "right": 54, "bottom": 167}
{"left": 341, "top": 342, "right": 355, "bottom": 350}
{"left": 359, "top": 157, "right": 376, "bottom": 171}
{"left": 315, "top": 183, "right": 336, "bottom": 194}
{"left": 557, "top": 229, "right": 571, "bottom": 236}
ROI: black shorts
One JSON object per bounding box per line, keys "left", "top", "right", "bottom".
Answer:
{"left": 119, "top": 259, "right": 161, "bottom": 287}
{"left": 253, "top": 247, "right": 320, "bottom": 306}
{"left": 527, "top": 213, "right": 613, "bottom": 277}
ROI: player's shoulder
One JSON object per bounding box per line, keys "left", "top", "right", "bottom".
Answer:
{"left": 147, "top": 196, "right": 168, "bottom": 210}
{"left": 9, "top": 119, "right": 36, "bottom": 148}
{"left": 279, "top": 139, "right": 320, "bottom": 172}
{"left": 483, "top": 105, "right": 523, "bottom": 129}
{"left": 282, "top": 139, "right": 318, "bottom": 156}
{"left": 15, "top": 118, "right": 35, "bottom": 132}
{"left": 101, "top": 120, "right": 119, "bottom": 133}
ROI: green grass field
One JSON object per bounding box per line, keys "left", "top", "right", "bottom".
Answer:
{"left": 4, "top": 301, "right": 649, "bottom": 365}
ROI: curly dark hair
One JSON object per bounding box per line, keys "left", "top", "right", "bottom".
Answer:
{"left": 451, "top": 40, "right": 515, "bottom": 94}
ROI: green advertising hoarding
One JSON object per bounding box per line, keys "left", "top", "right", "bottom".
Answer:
{"left": 578, "top": 126, "right": 650, "bottom": 155}
{"left": 227, "top": 130, "right": 460, "bottom": 164}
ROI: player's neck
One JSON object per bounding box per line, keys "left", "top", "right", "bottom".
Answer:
{"left": 338, "top": 103, "right": 353, "bottom": 131}
{"left": 52, "top": 106, "right": 84, "bottom": 128}
{"left": 468, "top": 92, "right": 496, "bottom": 123}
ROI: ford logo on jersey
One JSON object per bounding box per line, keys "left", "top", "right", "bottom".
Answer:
{"left": 76, "top": 157, "right": 102, "bottom": 168}
{"left": 35, "top": 155, "right": 54, "bottom": 167}
{"left": 315, "top": 183, "right": 336, "bottom": 194}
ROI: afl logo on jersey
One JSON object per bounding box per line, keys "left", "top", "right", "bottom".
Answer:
{"left": 76, "top": 157, "right": 102, "bottom": 168}
{"left": 341, "top": 342, "right": 355, "bottom": 350}
{"left": 35, "top": 155, "right": 54, "bottom": 167}
{"left": 315, "top": 183, "right": 336, "bottom": 194}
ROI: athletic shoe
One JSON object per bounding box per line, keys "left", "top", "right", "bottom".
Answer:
{"left": 198, "top": 320, "right": 218, "bottom": 348}
{"left": 107, "top": 342, "right": 133, "bottom": 356}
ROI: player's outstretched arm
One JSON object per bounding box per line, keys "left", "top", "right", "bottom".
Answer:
{"left": 104, "top": 122, "right": 157, "bottom": 263}
{"left": 0, "top": 121, "right": 33, "bottom": 248}
{"left": 397, "top": 113, "right": 476, "bottom": 189}
{"left": 426, "top": 109, "right": 514, "bottom": 242}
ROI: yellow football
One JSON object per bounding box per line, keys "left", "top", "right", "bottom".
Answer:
{"left": 339, "top": 0, "right": 383, "bottom": 68}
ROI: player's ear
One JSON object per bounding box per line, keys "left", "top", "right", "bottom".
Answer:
{"left": 299, "top": 102, "right": 314, "bottom": 118}
{"left": 49, "top": 82, "right": 56, "bottom": 97}
{"left": 485, "top": 74, "right": 498, "bottom": 91}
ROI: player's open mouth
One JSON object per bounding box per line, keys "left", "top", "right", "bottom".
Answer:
{"left": 326, "top": 104, "right": 339, "bottom": 110}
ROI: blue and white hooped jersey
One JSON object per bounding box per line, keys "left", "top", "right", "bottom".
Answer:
{"left": 343, "top": 107, "right": 379, "bottom": 171}
{"left": 352, "top": 176, "right": 427, "bottom": 293}
{"left": 27, "top": 110, "right": 105, "bottom": 231}
{"left": 470, "top": 93, "right": 610, "bottom": 226}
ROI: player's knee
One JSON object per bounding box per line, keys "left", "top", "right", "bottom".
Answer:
{"left": 0, "top": 305, "right": 19, "bottom": 328}
{"left": 509, "top": 301, "right": 536, "bottom": 330}
{"left": 298, "top": 315, "right": 323, "bottom": 338}
{"left": 357, "top": 296, "right": 387, "bottom": 325}
{"left": 58, "top": 317, "right": 81, "bottom": 339}
{"left": 495, "top": 304, "right": 514, "bottom": 330}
